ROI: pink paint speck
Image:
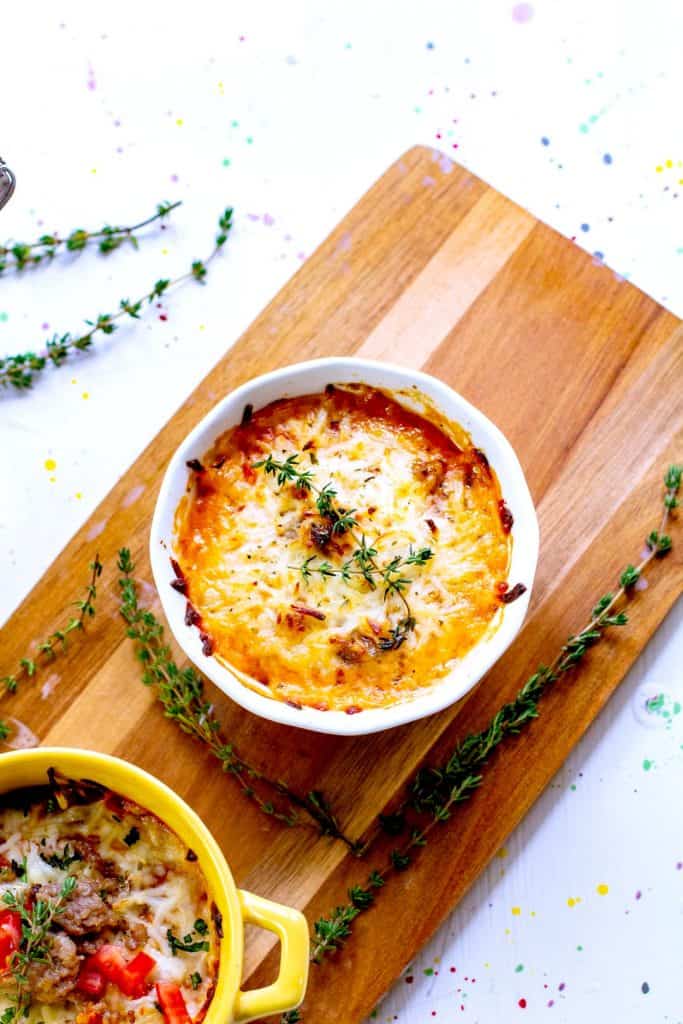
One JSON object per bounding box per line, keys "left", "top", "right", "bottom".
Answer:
{"left": 87, "top": 65, "right": 97, "bottom": 90}
{"left": 512, "top": 3, "right": 534, "bottom": 22}
{"left": 262, "top": 213, "right": 275, "bottom": 226}
{"left": 635, "top": 890, "right": 642, "bottom": 899}
{"left": 122, "top": 483, "right": 146, "bottom": 508}
{"left": 170, "top": 174, "right": 179, "bottom": 183}
{"left": 518, "top": 998, "right": 527, "bottom": 1008}
{"left": 41, "top": 322, "right": 49, "bottom": 331}
{"left": 86, "top": 518, "right": 108, "bottom": 541}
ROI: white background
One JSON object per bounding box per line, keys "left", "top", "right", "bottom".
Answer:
{"left": 1, "top": 2, "right": 682, "bottom": 1021}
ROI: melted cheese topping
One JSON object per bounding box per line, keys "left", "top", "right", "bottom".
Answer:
{"left": 174, "top": 384, "right": 512, "bottom": 712}
{"left": 0, "top": 787, "right": 218, "bottom": 1024}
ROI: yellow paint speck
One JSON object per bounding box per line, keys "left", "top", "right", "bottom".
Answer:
{"left": 511, "top": 906, "right": 521, "bottom": 916}
{"left": 656, "top": 165, "right": 663, "bottom": 172}
{"left": 218, "top": 81, "right": 224, "bottom": 95}
{"left": 666, "top": 159, "right": 673, "bottom": 168}
{"left": 176, "top": 118, "right": 184, "bottom": 127}
{"left": 81, "top": 392, "right": 89, "bottom": 400}
{"left": 49, "top": 476, "right": 56, "bottom": 484}
{"left": 484, "top": 962, "right": 490, "bottom": 969}
{"left": 504, "top": 928, "right": 511, "bottom": 935}
{"left": 530, "top": 911, "right": 536, "bottom": 917}
{"left": 44, "top": 458, "right": 56, "bottom": 472}
{"left": 597, "top": 883, "right": 609, "bottom": 896}
{"left": 91, "top": 168, "right": 97, "bottom": 174}
{"left": 495, "top": 846, "right": 509, "bottom": 859}
{"left": 71, "top": 378, "right": 77, "bottom": 385}
{"left": 199, "top": 324, "right": 206, "bottom": 331}
{"left": 75, "top": 492, "right": 83, "bottom": 500}
{"left": 567, "top": 897, "right": 576, "bottom": 907}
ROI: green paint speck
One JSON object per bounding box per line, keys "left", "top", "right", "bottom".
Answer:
{"left": 643, "top": 759, "right": 653, "bottom": 772}
{"left": 0, "top": 312, "right": 8, "bottom": 322}
{"left": 424, "top": 967, "right": 434, "bottom": 976}
{"left": 577, "top": 945, "right": 583, "bottom": 952}
{"left": 222, "top": 158, "right": 231, "bottom": 166}
{"left": 344, "top": 42, "right": 352, "bottom": 49}
{"left": 515, "top": 964, "right": 524, "bottom": 973}
{"left": 579, "top": 123, "right": 589, "bottom": 133}
{"left": 231, "top": 120, "right": 239, "bottom": 127}
{"left": 370, "top": 1010, "right": 378, "bottom": 1019}
{"left": 246, "top": 136, "right": 253, "bottom": 144}
{"left": 570, "top": 784, "right": 577, "bottom": 791}
{"left": 674, "top": 702, "right": 681, "bottom": 715}
{"left": 414, "top": 106, "right": 422, "bottom": 113}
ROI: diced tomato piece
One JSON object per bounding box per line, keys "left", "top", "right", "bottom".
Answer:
{"left": 91, "top": 944, "right": 127, "bottom": 986}
{"left": 118, "top": 949, "right": 156, "bottom": 997}
{"left": 86, "top": 1014, "right": 103, "bottom": 1024}
{"left": 0, "top": 910, "right": 21, "bottom": 970}
{"left": 76, "top": 959, "right": 106, "bottom": 999}
{"left": 156, "top": 982, "right": 192, "bottom": 1024}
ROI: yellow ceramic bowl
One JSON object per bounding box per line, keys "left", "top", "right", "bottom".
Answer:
{"left": 0, "top": 748, "right": 309, "bottom": 1023}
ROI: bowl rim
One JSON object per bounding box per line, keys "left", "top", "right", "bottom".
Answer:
{"left": 150, "top": 357, "right": 540, "bottom": 736}
{"left": 0, "top": 747, "right": 243, "bottom": 1020}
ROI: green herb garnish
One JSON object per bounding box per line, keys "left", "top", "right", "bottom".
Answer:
{"left": 0, "top": 201, "right": 181, "bottom": 275}
{"left": 254, "top": 454, "right": 433, "bottom": 649}
{"left": 0, "top": 209, "right": 232, "bottom": 391}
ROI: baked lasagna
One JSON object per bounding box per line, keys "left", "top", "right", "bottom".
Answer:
{"left": 173, "top": 383, "right": 516, "bottom": 713}
{"left": 0, "top": 772, "right": 218, "bottom": 1024}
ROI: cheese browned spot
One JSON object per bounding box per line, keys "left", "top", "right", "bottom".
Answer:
{"left": 174, "top": 384, "right": 512, "bottom": 711}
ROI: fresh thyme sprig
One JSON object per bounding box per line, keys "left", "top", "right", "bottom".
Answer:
{"left": 253, "top": 454, "right": 433, "bottom": 649}
{"left": 0, "top": 200, "right": 181, "bottom": 275}
{"left": 0, "top": 555, "right": 102, "bottom": 741}
{"left": 1, "top": 874, "right": 77, "bottom": 1022}
{"left": 307, "top": 463, "right": 681, "bottom": 967}
{"left": 117, "top": 549, "right": 358, "bottom": 850}
{"left": 0, "top": 207, "right": 232, "bottom": 391}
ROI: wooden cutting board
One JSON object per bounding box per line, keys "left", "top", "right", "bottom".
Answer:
{"left": 2, "top": 146, "right": 682, "bottom": 1022}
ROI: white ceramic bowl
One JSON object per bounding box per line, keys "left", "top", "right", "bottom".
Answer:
{"left": 150, "top": 358, "right": 539, "bottom": 736}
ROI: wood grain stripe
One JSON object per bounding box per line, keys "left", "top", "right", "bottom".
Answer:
{"left": 356, "top": 190, "right": 535, "bottom": 364}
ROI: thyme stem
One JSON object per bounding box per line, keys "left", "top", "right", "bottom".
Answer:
{"left": 0, "top": 555, "right": 102, "bottom": 740}
{"left": 117, "top": 550, "right": 358, "bottom": 850}
{"left": 0, "top": 200, "right": 182, "bottom": 274}
{"left": 308, "top": 463, "right": 681, "bottom": 968}
{"left": 0, "top": 207, "right": 232, "bottom": 392}
{"left": 254, "top": 454, "right": 433, "bottom": 647}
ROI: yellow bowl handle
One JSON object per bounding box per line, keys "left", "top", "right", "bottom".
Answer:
{"left": 233, "top": 889, "right": 309, "bottom": 1023}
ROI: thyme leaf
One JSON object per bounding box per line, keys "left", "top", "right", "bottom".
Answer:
{"left": 307, "top": 463, "right": 681, "bottom": 970}
{"left": 254, "top": 455, "right": 433, "bottom": 645}
{"left": 117, "top": 550, "right": 358, "bottom": 851}
{"left": 1, "top": 873, "right": 77, "bottom": 1021}
{"left": 0, "top": 208, "right": 232, "bottom": 391}
{"left": 0, "top": 201, "right": 181, "bottom": 275}
{"left": 0, "top": 554, "right": 102, "bottom": 739}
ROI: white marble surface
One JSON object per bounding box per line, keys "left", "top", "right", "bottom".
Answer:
{"left": 1, "top": 3, "right": 681, "bottom": 1021}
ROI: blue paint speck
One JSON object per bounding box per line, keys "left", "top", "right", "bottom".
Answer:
{"left": 581, "top": 223, "right": 590, "bottom": 232}
{"left": 603, "top": 153, "right": 613, "bottom": 164}
{"left": 593, "top": 251, "right": 604, "bottom": 260}
{"left": 541, "top": 136, "right": 550, "bottom": 146}
{"left": 426, "top": 41, "right": 435, "bottom": 50}
{"left": 641, "top": 982, "right": 650, "bottom": 994}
